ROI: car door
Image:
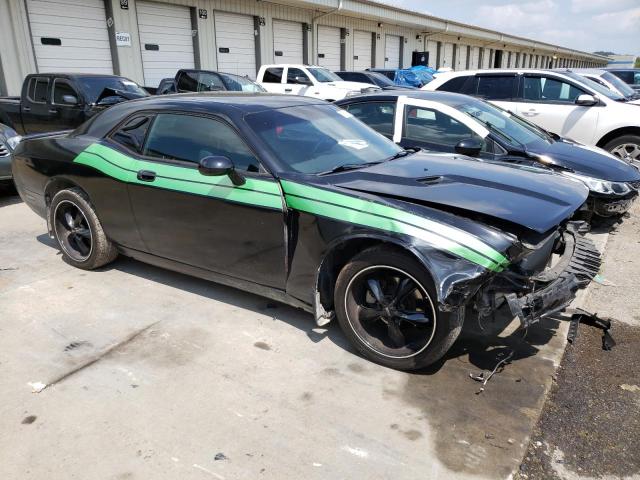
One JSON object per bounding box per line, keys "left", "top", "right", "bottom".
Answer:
{"left": 21, "top": 76, "right": 53, "bottom": 134}
{"left": 50, "top": 78, "right": 85, "bottom": 130}
{"left": 475, "top": 73, "right": 519, "bottom": 111}
{"left": 284, "top": 67, "right": 313, "bottom": 96}
{"left": 394, "top": 100, "right": 492, "bottom": 158}
{"left": 118, "top": 112, "right": 287, "bottom": 289}
{"left": 260, "top": 67, "right": 286, "bottom": 94}
{"left": 514, "top": 74, "right": 600, "bottom": 143}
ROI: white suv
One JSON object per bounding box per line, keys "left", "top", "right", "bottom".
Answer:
{"left": 256, "top": 64, "right": 378, "bottom": 101}
{"left": 424, "top": 69, "right": 640, "bottom": 162}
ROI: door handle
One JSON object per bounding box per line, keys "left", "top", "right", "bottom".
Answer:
{"left": 284, "top": 88, "right": 292, "bottom": 92}
{"left": 137, "top": 170, "right": 156, "bottom": 182}
{"left": 522, "top": 109, "right": 539, "bottom": 117}
{"left": 23, "top": 106, "right": 31, "bottom": 112}
{"left": 48, "top": 109, "right": 58, "bottom": 114}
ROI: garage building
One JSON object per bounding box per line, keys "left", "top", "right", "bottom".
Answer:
{"left": 0, "top": 0, "right": 608, "bottom": 95}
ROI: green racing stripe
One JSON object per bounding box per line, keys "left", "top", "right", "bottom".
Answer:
{"left": 281, "top": 180, "right": 509, "bottom": 272}
{"left": 73, "top": 143, "right": 283, "bottom": 210}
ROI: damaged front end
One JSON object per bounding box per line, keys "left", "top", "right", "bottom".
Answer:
{"left": 476, "top": 222, "right": 601, "bottom": 328}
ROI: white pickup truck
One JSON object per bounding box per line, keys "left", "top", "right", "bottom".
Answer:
{"left": 256, "top": 64, "right": 379, "bottom": 101}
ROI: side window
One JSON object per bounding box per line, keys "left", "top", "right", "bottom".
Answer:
{"left": 144, "top": 113, "right": 261, "bottom": 172}
{"left": 27, "top": 78, "right": 49, "bottom": 103}
{"left": 197, "top": 72, "right": 225, "bottom": 92}
{"left": 262, "top": 68, "right": 284, "bottom": 83}
{"left": 111, "top": 116, "right": 152, "bottom": 154}
{"left": 403, "top": 106, "right": 485, "bottom": 151}
{"left": 287, "top": 68, "right": 310, "bottom": 84}
{"left": 438, "top": 76, "right": 474, "bottom": 94}
{"left": 52, "top": 80, "right": 78, "bottom": 105}
{"left": 523, "top": 76, "right": 585, "bottom": 103}
{"left": 176, "top": 71, "right": 199, "bottom": 92}
{"left": 344, "top": 101, "right": 396, "bottom": 137}
{"left": 477, "top": 75, "right": 516, "bottom": 100}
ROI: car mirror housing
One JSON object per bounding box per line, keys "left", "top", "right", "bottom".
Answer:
{"left": 455, "top": 138, "right": 483, "bottom": 157}
{"left": 198, "top": 156, "right": 245, "bottom": 186}
{"left": 62, "top": 95, "right": 79, "bottom": 105}
{"left": 575, "top": 94, "right": 598, "bottom": 106}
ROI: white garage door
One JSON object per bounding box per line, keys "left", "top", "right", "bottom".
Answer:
{"left": 353, "top": 30, "right": 372, "bottom": 70}
{"left": 215, "top": 12, "right": 256, "bottom": 79}
{"left": 426, "top": 40, "right": 438, "bottom": 69}
{"left": 456, "top": 45, "right": 468, "bottom": 70}
{"left": 317, "top": 25, "right": 341, "bottom": 71}
{"left": 385, "top": 34, "right": 401, "bottom": 68}
{"left": 137, "top": 1, "right": 194, "bottom": 88}
{"left": 442, "top": 42, "right": 454, "bottom": 69}
{"left": 27, "top": 0, "right": 113, "bottom": 74}
{"left": 470, "top": 47, "right": 480, "bottom": 69}
{"left": 273, "top": 19, "right": 303, "bottom": 65}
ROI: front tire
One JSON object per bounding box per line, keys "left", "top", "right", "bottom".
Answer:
{"left": 334, "top": 246, "right": 464, "bottom": 371}
{"left": 49, "top": 188, "right": 117, "bottom": 270}
{"left": 603, "top": 134, "right": 640, "bottom": 163}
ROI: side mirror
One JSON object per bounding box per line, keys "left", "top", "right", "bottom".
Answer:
{"left": 62, "top": 95, "right": 79, "bottom": 105}
{"left": 575, "top": 94, "right": 598, "bottom": 106}
{"left": 96, "top": 96, "right": 121, "bottom": 106}
{"left": 455, "top": 138, "right": 483, "bottom": 157}
{"left": 198, "top": 156, "right": 245, "bottom": 186}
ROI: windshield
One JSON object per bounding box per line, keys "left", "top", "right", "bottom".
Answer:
{"left": 562, "top": 71, "right": 624, "bottom": 100}
{"left": 219, "top": 73, "right": 266, "bottom": 92}
{"left": 78, "top": 77, "right": 148, "bottom": 103}
{"left": 455, "top": 98, "right": 549, "bottom": 148}
{"left": 369, "top": 72, "right": 396, "bottom": 87}
{"left": 601, "top": 72, "right": 637, "bottom": 97}
{"left": 308, "top": 68, "right": 342, "bottom": 83}
{"left": 245, "top": 104, "right": 402, "bottom": 174}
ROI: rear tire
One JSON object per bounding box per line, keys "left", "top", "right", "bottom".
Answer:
{"left": 49, "top": 188, "right": 118, "bottom": 270}
{"left": 334, "top": 246, "right": 464, "bottom": 371}
{"left": 603, "top": 134, "right": 640, "bottom": 163}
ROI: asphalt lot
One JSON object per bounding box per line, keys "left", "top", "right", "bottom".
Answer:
{"left": 0, "top": 185, "right": 616, "bottom": 480}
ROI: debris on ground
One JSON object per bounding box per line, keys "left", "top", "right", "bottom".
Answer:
{"left": 214, "top": 453, "right": 228, "bottom": 461}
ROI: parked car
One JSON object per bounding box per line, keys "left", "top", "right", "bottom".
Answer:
{"left": 367, "top": 68, "right": 433, "bottom": 88}
{"left": 425, "top": 69, "right": 640, "bottom": 163}
{"left": 12, "top": 93, "right": 599, "bottom": 370}
{"left": 335, "top": 71, "right": 417, "bottom": 90}
{"left": 568, "top": 69, "right": 640, "bottom": 102}
{"left": 336, "top": 91, "right": 640, "bottom": 219}
{"left": 257, "top": 64, "right": 378, "bottom": 101}
{"left": 155, "top": 69, "right": 266, "bottom": 95}
{"left": 606, "top": 68, "right": 640, "bottom": 93}
{"left": 0, "top": 124, "right": 18, "bottom": 185}
{"left": 0, "top": 74, "right": 149, "bottom": 135}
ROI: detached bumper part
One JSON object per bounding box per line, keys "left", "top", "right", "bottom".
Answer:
{"left": 592, "top": 195, "right": 635, "bottom": 217}
{"left": 507, "top": 230, "right": 601, "bottom": 327}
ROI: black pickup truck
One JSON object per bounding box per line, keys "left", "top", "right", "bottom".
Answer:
{"left": 0, "top": 73, "right": 149, "bottom": 135}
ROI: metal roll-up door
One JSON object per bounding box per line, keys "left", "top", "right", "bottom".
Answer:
{"left": 384, "top": 34, "right": 401, "bottom": 68}
{"left": 353, "top": 30, "right": 372, "bottom": 70}
{"left": 215, "top": 12, "right": 256, "bottom": 79}
{"left": 482, "top": 48, "right": 491, "bottom": 68}
{"left": 442, "top": 42, "right": 454, "bottom": 69}
{"left": 470, "top": 46, "right": 480, "bottom": 68}
{"left": 137, "top": 1, "right": 194, "bottom": 87}
{"left": 273, "top": 19, "right": 303, "bottom": 64}
{"left": 426, "top": 40, "right": 438, "bottom": 68}
{"left": 27, "top": 0, "right": 113, "bottom": 74}
{"left": 456, "top": 45, "right": 468, "bottom": 70}
{"left": 317, "top": 25, "right": 341, "bottom": 71}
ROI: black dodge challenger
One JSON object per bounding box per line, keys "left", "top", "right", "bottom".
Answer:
{"left": 11, "top": 93, "right": 601, "bottom": 370}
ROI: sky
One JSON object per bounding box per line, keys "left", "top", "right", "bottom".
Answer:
{"left": 383, "top": 0, "right": 639, "bottom": 55}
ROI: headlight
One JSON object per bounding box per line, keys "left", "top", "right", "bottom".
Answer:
{"left": 563, "top": 171, "right": 631, "bottom": 195}
{"left": 6, "top": 135, "right": 22, "bottom": 151}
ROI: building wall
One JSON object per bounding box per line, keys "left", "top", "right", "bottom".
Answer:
{"left": 0, "top": 0, "right": 609, "bottom": 95}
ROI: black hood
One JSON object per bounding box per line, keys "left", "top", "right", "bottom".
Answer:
{"left": 329, "top": 152, "right": 588, "bottom": 234}
{"left": 525, "top": 139, "right": 640, "bottom": 182}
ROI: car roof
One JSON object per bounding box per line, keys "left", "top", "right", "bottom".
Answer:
{"left": 335, "top": 89, "right": 476, "bottom": 105}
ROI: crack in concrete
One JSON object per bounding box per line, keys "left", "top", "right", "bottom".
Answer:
{"left": 36, "top": 321, "right": 160, "bottom": 392}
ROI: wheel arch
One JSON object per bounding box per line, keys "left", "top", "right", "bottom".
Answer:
{"left": 596, "top": 126, "right": 640, "bottom": 149}
{"left": 313, "top": 233, "right": 441, "bottom": 323}
{"left": 44, "top": 176, "right": 87, "bottom": 206}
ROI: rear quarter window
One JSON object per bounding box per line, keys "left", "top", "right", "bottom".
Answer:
{"left": 437, "top": 75, "right": 475, "bottom": 94}
{"left": 262, "top": 68, "right": 283, "bottom": 83}
{"left": 477, "top": 76, "right": 517, "bottom": 100}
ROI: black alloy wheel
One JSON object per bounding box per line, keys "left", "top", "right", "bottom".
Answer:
{"left": 344, "top": 265, "right": 437, "bottom": 359}
{"left": 53, "top": 200, "right": 93, "bottom": 262}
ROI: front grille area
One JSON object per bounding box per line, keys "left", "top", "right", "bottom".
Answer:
{"left": 0, "top": 143, "right": 9, "bottom": 157}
